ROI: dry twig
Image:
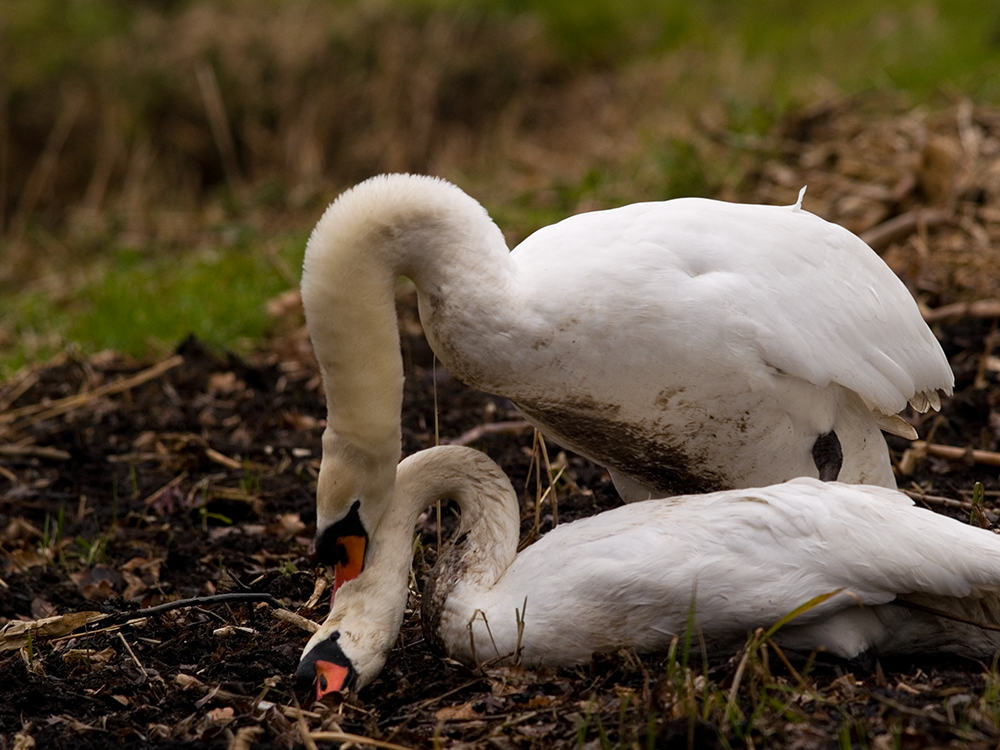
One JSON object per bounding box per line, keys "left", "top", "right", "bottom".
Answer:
{"left": 443, "top": 420, "right": 533, "bottom": 446}
{"left": 309, "top": 732, "right": 418, "bottom": 750}
{"left": 906, "top": 440, "right": 1000, "bottom": 468}
{"left": 921, "top": 299, "right": 1000, "bottom": 324}
{"left": 0, "top": 355, "right": 183, "bottom": 425}
{"left": 860, "top": 207, "right": 953, "bottom": 252}
{"left": 272, "top": 608, "right": 320, "bottom": 634}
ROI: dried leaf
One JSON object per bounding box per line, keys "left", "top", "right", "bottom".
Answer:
{"left": 7, "top": 549, "right": 50, "bottom": 570}
{"left": 271, "top": 513, "right": 306, "bottom": 541}
{"left": 71, "top": 566, "right": 123, "bottom": 601}
{"left": 206, "top": 707, "right": 235, "bottom": 724}
{"left": 2, "top": 518, "right": 43, "bottom": 544}
{"left": 62, "top": 646, "right": 116, "bottom": 669}
{"left": 208, "top": 372, "right": 242, "bottom": 396}
{"left": 0, "top": 611, "right": 105, "bottom": 651}
{"left": 435, "top": 702, "right": 479, "bottom": 721}
{"left": 122, "top": 570, "right": 149, "bottom": 601}
{"left": 229, "top": 725, "right": 264, "bottom": 750}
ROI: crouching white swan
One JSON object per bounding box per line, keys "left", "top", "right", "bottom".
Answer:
{"left": 298, "top": 445, "right": 1000, "bottom": 697}
{"left": 301, "top": 174, "right": 953, "bottom": 590}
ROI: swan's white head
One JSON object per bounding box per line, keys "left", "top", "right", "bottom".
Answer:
{"left": 301, "top": 488, "right": 409, "bottom": 700}
{"left": 296, "top": 593, "right": 395, "bottom": 699}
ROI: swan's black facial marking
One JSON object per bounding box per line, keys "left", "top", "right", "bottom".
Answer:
{"left": 812, "top": 430, "right": 843, "bottom": 481}
{"left": 296, "top": 631, "right": 357, "bottom": 696}
{"left": 315, "top": 500, "right": 367, "bottom": 567}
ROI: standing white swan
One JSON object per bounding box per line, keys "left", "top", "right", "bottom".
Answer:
{"left": 298, "top": 446, "right": 1000, "bottom": 698}
{"left": 301, "top": 174, "right": 953, "bottom": 589}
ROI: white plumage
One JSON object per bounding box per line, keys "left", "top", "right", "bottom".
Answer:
{"left": 300, "top": 173, "right": 953, "bottom": 586}
{"left": 297, "top": 446, "right": 1000, "bottom": 695}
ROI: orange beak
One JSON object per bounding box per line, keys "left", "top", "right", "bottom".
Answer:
{"left": 333, "top": 534, "right": 367, "bottom": 595}
{"left": 315, "top": 659, "right": 351, "bottom": 700}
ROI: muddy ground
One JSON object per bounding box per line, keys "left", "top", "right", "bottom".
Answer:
{"left": 2, "top": 299, "right": 1000, "bottom": 749}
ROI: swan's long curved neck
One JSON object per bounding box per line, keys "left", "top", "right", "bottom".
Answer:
{"left": 301, "top": 176, "right": 516, "bottom": 528}
{"left": 366, "top": 446, "right": 520, "bottom": 608}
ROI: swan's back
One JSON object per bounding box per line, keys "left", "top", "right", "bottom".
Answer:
{"left": 511, "top": 198, "right": 951, "bottom": 417}
{"left": 457, "top": 478, "right": 1000, "bottom": 665}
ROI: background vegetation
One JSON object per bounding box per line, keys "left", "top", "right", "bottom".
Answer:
{"left": 1, "top": 0, "right": 999, "bottom": 374}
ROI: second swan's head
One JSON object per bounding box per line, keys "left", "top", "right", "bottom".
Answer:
{"left": 296, "top": 600, "right": 392, "bottom": 700}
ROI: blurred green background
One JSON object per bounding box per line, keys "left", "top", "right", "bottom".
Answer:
{"left": 1, "top": 0, "right": 998, "bottom": 374}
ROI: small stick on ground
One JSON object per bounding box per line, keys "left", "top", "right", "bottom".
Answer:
{"left": 860, "top": 207, "right": 953, "bottom": 252}
{"left": 291, "top": 692, "right": 321, "bottom": 750}
{"left": 902, "top": 488, "right": 975, "bottom": 511}
{"left": 921, "top": 299, "right": 1000, "bottom": 324}
{"left": 117, "top": 631, "right": 148, "bottom": 679}
{"left": 309, "top": 732, "right": 418, "bottom": 750}
{"left": 443, "top": 420, "right": 533, "bottom": 446}
{"left": 87, "top": 592, "right": 284, "bottom": 632}
{"left": 907, "top": 440, "right": 1000, "bottom": 468}
{"left": 303, "top": 575, "right": 329, "bottom": 610}
{"left": 142, "top": 473, "right": 188, "bottom": 509}
{"left": 0, "top": 370, "right": 39, "bottom": 412}
{"left": 273, "top": 608, "right": 320, "bottom": 634}
{"left": 0, "top": 444, "right": 71, "bottom": 461}
{"left": 0, "top": 355, "right": 184, "bottom": 425}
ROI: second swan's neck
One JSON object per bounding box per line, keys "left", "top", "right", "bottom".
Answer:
{"left": 325, "top": 446, "right": 520, "bottom": 675}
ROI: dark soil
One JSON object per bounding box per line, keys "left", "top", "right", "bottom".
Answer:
{"left": 2, "top": 305, "right": 1000, "bottom": 749}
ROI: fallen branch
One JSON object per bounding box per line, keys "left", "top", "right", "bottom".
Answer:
{"left": 901, "top": 489, "right": 974, "bottom": 511}
{"left": 309, "top": 732, "right": 418, "bottom": 750}
{"left": 175, "top": 673, "right": 248, "bottom": 704}
{"left": 921, "top": 299, "right": 1000, "bottom": 324}
{"left": 272, "top": 607, "right": 320, "bottom": 634}
{"left": 906, "top": 440, "right": 1000, "bottom": 468}
{"left": 0, "top": 611, "right": 107, "bottom": 652}
{"left": 0, "top": 443, "right": 70, "bottom": 460}
{"left": 444, "top": 420, "right": 533, "bottom": 447}
{"left": 1, "top": 592, "right": 302, "bottom": 651}
{"left": 93, "top": 592, "right": 285, "bottom": 629}
{"left": 0, "top": 355, "right": 184, "bottom": 425}
{"left": 860, "top": 207, "right": 953, "bottom": 252}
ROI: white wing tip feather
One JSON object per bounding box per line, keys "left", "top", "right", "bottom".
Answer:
{"left": 909, "top": 389, "right": 943, "bottom": 414}
{"left": 875, "top": 412, "right": 919, "bottom": 440}
{"left": 793, "top": 186, "right": 807, "bottom": 211}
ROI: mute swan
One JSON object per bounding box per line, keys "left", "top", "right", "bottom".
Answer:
{"left": 298, "top": 445, "right": 1000, "bottom": 698}
{"left": 301, "top": 174, "right": 953, "bottom": 590}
